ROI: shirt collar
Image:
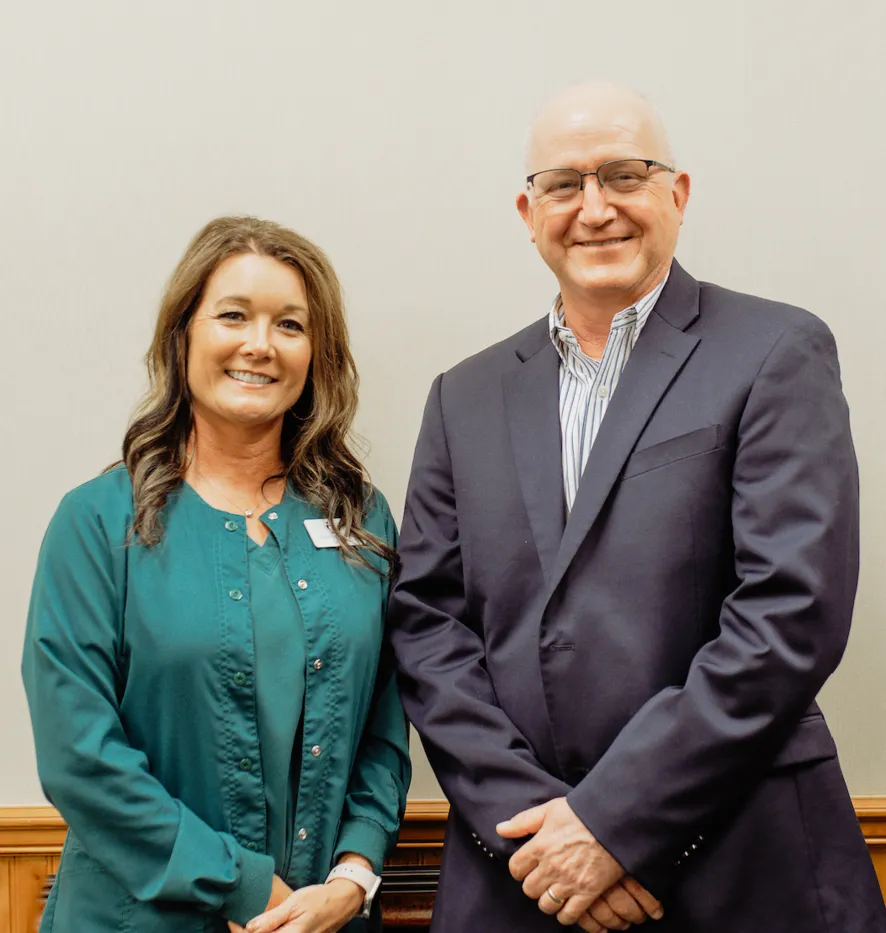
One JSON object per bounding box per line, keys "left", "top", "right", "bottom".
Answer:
{"left": 548, "top": 271, "right": 670, "bottom": 364}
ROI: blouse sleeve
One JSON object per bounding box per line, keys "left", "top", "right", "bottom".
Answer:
{"left": 333, "top": 497, "right": 411, "bottom": 871}
{"left": 21, "top": 489, "right": 275, "bottom": 924}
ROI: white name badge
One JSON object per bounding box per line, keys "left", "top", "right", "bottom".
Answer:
{"left": 304, "top": 518, "right": 358, "bottom": 549}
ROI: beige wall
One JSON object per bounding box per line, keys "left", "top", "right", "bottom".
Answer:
{"left": 2, "top": 0, "right": 884, "bottom": 803}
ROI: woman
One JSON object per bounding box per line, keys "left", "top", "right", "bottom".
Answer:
{"left": 22, "top": 216, "right": 411, "bottom": 933}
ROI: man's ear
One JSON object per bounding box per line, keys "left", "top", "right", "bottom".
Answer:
{"left": 673, "top": 171, "right": 690, "bottom": 224}
{"left": 516, "top": 191, "right": 536, "bottom": 243}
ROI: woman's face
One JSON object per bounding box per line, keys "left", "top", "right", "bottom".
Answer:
{"left": 187, "top": 252, "right": 313, "bottom": 429}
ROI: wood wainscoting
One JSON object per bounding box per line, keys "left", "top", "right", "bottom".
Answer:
{"left": 0, "top": 798, "right": 882, "bottom": 933}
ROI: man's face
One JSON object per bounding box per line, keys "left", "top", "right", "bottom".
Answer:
{"left": 517, "top": 107, "right": 690, "bottom": 308}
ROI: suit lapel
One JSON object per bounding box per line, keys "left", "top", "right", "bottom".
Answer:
{"left": 503, "top": 323, "right": 566, "bottom": 583}
{"left": 546, "top": 262, "right": 702, "bottom": 597}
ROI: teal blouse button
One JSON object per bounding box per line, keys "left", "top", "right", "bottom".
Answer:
{"left": 239, "top": 758, "right": 252, "bottom": 772}
{"left": 225, "top": 520, "right": 239, "bottom": 532}
{"left": 233, "top": 672, "right": 247, "bottom": 686}
{"left": 229, "top": 589, "right": 243, "bottom": 601}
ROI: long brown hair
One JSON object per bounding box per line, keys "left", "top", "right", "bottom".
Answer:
{"left": 121, "top": 215, "right": 396, "bottom": 574}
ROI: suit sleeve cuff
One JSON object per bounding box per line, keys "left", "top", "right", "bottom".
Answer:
{"left": 333, "top": 816, "right": 391, "bottom": 874}
{"left": 566, "top": 785, "right": 675, "bottom": 898}
{"left": 223, "top": 848, "right": 276, "bottom": 925}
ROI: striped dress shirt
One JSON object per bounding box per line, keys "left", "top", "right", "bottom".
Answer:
{"left": 550, "top": 274, "right": 669, "bottom": 511}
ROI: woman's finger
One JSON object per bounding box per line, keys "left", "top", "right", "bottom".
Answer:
{"left": 245, "top": 900, "right": 296, "bottom": 933}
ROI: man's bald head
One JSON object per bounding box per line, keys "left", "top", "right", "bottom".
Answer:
{"left": 525, "top": 81, "right": 674, "bottom": 174}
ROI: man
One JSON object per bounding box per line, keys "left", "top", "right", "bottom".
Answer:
{"left": 387, "top": 80, "right": 885, "bottom": 933}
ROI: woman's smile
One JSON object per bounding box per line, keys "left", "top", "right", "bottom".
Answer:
{"left": 225, "top": 369, "right": 278, "bottom": 386}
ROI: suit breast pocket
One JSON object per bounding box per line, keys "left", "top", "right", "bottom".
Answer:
{"left": 622, "top": 425, "right": 722, "bottom": 480}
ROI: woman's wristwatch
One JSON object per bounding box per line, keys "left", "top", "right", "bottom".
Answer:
{"left": 325, "top": 863, "right": 381, "bottom": 920}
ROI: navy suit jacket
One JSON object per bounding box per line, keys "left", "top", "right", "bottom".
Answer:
{"left": 387, "top": 262, "right": 885, "bottom": 932}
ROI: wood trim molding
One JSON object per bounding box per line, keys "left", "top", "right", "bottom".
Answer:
{"left": 393, "top": 799, "right": 448, "bottom": 848}
{"left": 855, "top": 796, "right": 886, "bottom": 851}
{"left": 0, "top": 796, "right": 883, "bottom": 851}
{"left": 854, "top": 797, "right": 886, "bottom": 900}
{"left": 399, "top": 799, "right": 450, "bottom": 822}
{"left": 0, "top": 807, "right": 67, "bottom": 855}
{"left": 0, "top": 801, "right": 453, "bottom": 853}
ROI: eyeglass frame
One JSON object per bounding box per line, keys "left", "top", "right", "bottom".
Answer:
{"left": 525, "top": 159, "right": 676, "bottom": 198}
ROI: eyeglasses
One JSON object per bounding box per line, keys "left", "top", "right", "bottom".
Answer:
{"left": 526, "top": 159, "right": 675, "bottom": 202}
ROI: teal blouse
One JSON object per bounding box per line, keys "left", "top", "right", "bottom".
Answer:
{"left": 22, "top": 467, "right": 411, "bottom": 933}
{"left": 247, "top": 533, "right": 304, "bottom": 877}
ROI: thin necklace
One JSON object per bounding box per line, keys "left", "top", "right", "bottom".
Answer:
{"left": 192, "top": 462, "right": 270, "bottom": 519}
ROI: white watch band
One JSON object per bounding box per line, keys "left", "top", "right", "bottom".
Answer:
{"left": 325, "top": 863, "right": 381, "bottom": 919}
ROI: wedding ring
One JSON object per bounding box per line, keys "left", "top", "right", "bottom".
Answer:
{"left": 546, "top": 888, "right": 565, "bottom": 906}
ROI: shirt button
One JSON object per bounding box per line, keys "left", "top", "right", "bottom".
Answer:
{"left": 268, "top": 512, "right": 278, "bottom": 520}
{"left": 245, "top": 842, "right": 258, "bottom": 851}
{"left": 297, "top": 828, "right": 308, "bottom": 841}
{"left": 229, "top": 589, "right": 243, "bottom": 601}
{"left": 313, "top": 659, "right": 323, "bottom": 671}
{"left": 225, "top": 520, "right": 239, "bottom": 532}
{"left": 234, "top": 672, "right": 247, "bottom": 686}
{"left": 239, "top": 758, "right": 252, "bottom": 772}
{"left": 311, "top": 745, "right": 322, "bottom": 757}
{"left": 297, "top": 579, "right": 308, "bottom": 590}
{"left": 598, "top": 385, "right": 609, "bottom": 398}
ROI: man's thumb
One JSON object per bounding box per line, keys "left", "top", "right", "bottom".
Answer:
{"left": 496, "top": 804, "right": 547, "bottom": 838}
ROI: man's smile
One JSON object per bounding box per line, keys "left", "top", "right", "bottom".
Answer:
{"left": 572, "top": 236, "right": 633, "bottom": 248}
